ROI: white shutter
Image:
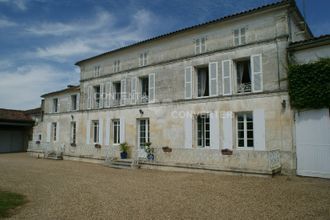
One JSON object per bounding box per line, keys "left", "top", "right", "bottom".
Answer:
{"left": 76, "top": 93, "right": 80, "bottom": 110}
{"left": 120, "top": 79, "right": 126, "bottom": 105}
{"left": 56, "top": 122, "right": 60, "bottom": 142}
{"left": 184, "top": 66, "right": 193, "bottom": 99}
{"left": 87, "top": 86, "right": 92, "bottom": 109}
{"left": 46, "top": 123, "right": 51, "bottom": 143}
{"left": 120, "top": 117, "right": 125, "bottom": 143}
{"left": 99, "top": 83, "right": 104, "bottom": 108}
{"left": 105, "top": 118, "right": 110, "bottom": 146}
{"left": 149, "top": 73, "right": 155, "bottom": 103}
{"left": 131, "top": 77, "right": 137, "bottom": 104}
{"left": 223, "top": 112, "right": 233, "bottom": 149}
{"left": 253, "top": 109, "right": 265, "bottom": 151}
{"left": 184, "top": 116, "right": 193, "bottom": 148}
{"left": 210, "top": 112, "right": 220, "bottom": 149}
{"left": 86, "top": 120, "right": 91, "bottom": 144}
{"left": 99, "top": 118, "right": 103, "bottom": 145}
{"left": 195, "top": 39, "right": 200, "bottom": 54}
{"left": 251, "top": 54, "right": 263, "bottom": 92}
{"left": 209, "top": 62, "right": 218, "bottom": 96}
{"left": 67, "top": 96, "right": 71, "bottom": 112}
{"left": 222, "top": 60, "right": 232, "bottom": 96}
{"left": 104, "top": 82, "right": 109, "bottom": 107}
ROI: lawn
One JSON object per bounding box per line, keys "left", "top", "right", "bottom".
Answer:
{"left": 0, "top": 190, "right": 26, "bottom": 218}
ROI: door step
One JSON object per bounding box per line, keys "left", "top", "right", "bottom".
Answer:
{"left": 46, "top": 152, "right": 63, "bottom": 160}
{"left": 106, "top": 159, "right": 140, "bottom": 169}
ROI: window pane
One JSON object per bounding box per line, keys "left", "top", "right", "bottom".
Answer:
{"left": 247, "top": 122, "right": 253, "bottom": 129}
{"left": 246, "top": 113, "right": 253, "bottom": 121}
{"left": 238, "top": 139, "right": 244, "bottom": 147}
{"left": 237, "top": 114, "right": 244, "bottom": 121}
{"left": 247, "top": 140, "right": 254, "bottom": 147}
{"left": 238, "top": 122, "right": 244, "bottom": 129}
{"left": 247, "top": 131, "right": 253, "bottom": 139}
{"left": 238, "top": 131, "right": 244, "bottom": 139}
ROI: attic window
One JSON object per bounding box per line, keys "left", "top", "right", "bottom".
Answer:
{"left": 234, "top": 27, "right": 246, "bottom": 46}
{"left": 195, "top": 37, "right": 206, "bottom": 54}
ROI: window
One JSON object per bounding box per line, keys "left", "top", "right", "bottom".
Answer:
{"left": 38, "top": 134, "right": 42, "bottom": 141}
{"left": 195, "top": 37, "right": 206, "bottom": 54}
{"left": 52, "top": 122, "right": 57, "bottom": 141}
{"left": 52, "top": 98, "right": 58, "bottom": 113}
{"left": 112, "top": 82, "right": 121, "bottom": 106}
{"left": 113, "top": 119, "right": 120, "bottom": 144}
{"left": 113, "top": 60, "right": 120, "bottom": 72}
{"left": 197, "top": 114, "right": 210, "bottom": 148}
{"left": 70, "top": 121, "right": 76, "bottom": 144}
{"left": 234, "top": 27, "right": 246, "bottom": 46}
{"left": 197, "top": 67, "right": 209, "bottom": 97}
{"left": 71, "top": 94, "right": 77, "bottom": 111}
{"left": 140, "top": 77, "right": 149, "bottom": 103}
{"left": 138, "top": 119, "right": 150, "bottom": 149}
{"left": 237, "top": 112, "right": 253, "bottom": 148}
{"left": 236, "top": 59, "right": 251, "bottom": 93}
{"left": 92, "top": 120, "right": 99, "bottom": 143}
{"left": 93, "top": 85, "right": 100, "bottom": 109}
{"left": 139, "top": 52, "right": 148, "bottom": 66}
{"left": 94, "top": 65, "right": 101, "bottom": 77}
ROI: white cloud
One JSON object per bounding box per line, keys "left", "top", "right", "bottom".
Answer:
{"left": 0, "top": 0, "right": 27, "bottom": 11}
{"left": 0, "top": 17, "right": 17, "bottom": 28}
{"left": 0, "top": 64, "right": 78, "bottom": 110}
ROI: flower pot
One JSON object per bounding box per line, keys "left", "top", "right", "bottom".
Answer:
{"left": 147, "top": 154, "right": 154, "bottom": 161}
{"left": 95, "top": 144, "right": 101, "bottom": 148}
{"left": 162, "top": 146, "right": 172, "bottom": 153}
{"left": 120, "top": 152, "right": 128, "bottom": 159}
{"left": 221, "top": 149, "right": 233, "bottom": 155}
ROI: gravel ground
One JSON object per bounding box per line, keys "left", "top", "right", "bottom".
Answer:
{"left": 0, "top": 153, "right": 329, "bottom": 220}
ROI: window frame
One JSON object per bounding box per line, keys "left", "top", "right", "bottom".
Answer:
{"left": 70, "top": 121, "right": 76, "bottom": 144}
{"left": 71, "top": 94, "right": 78, "bottom": 111}
{"left": 140, "top": 76, "right": 149, "bottom": 103}
{"left": 112, "top": 119, "right": 121, "bottom": 145}
{"left": 92, "top": 120, "right": 100, "bottom": 144}
{"left": 93, "top": 85, "right": 101, "bottom": 109}
{"left": 236, "top": 112, "right": 254, "bottom": 149}
{"left": 52, "top": 98, "right": 58, "bottom": 113}
{"left": 195, "top": 37, "right": 207, "bottom": 54}
{"left": 196, "top": 114, "right": 210, "bottom": 148}
{"left": 196, "top": 66, "right": 210, "bottom": 98}
{"left": 139, "top": 52, "right": 148, "bottom": 67}
{"left": 52, "top": 122, "right": 57, "bottom": 142}
{"left": 233, "top": 27, "right": 246, "bottom": 46}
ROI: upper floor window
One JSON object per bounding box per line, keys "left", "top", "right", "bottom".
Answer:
{"left": 112, "top": 81, "right": 121, "bottom": 106}
{"left": 195, "top": 37, "right": 206, "bottom": 54}
{"left": 139, "top": 52, "right": 148, "bottom": 67}
{"left": 113, "top": 60, "right": 120, "bottom": 72}
{"left": 236, "top": 59, "right": 251, "bottom": 93}
{"left": 93, "top": 85, "right": 100, "bottom": 109}
{"left": 71, "top": 94, "right": 78, "bottom": 111}
{"left": 94, "top": 65, "right": 101, "bottom": 77}
{"left": 197, "top": 67, "right": 209, "bottom": 97}
{"left": 237, "top": 112, "right": 253, "bottom": 148}
{"left": 140, "top": 76, "right": 149, "bottom": 103}
{"left": 52, "top": 98, "right": 58, "bottom": 113}
{"left": 234, "top": 27, "right": 246, "bottom": 46}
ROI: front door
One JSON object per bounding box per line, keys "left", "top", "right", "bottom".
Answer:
{"left": 138, "top": 119, "right": 149, "bottom": 158}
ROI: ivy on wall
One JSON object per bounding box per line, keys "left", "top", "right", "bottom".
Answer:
{"left": 288, "top": 58, "right": 330, "bottom": 110}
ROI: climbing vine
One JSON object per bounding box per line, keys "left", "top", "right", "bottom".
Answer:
{"left": 288, "top": 58, "right": 330, "bottom": 110}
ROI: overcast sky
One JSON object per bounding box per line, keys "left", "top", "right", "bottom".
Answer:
{"left": 0, "top": 0, "right": 329, "bottom": 110}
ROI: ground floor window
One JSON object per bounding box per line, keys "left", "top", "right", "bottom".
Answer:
{"left": 237, "top": 112, "right": 254, "bottom": 148}
{"left": 52, "top": 122, "right": 57, "bottom": 141}
{"left": 113, "top": 119, "right": 120, "bottom": 144}
{"left": 92, "top": 120, "right": 99, "bottom": 143}
{"left": 197, "top": 114, "right": 210, "bottom": 148}
{"left": 70, "top": 121, "right": 76, "bottom": 144}
{"left": 138, "top": 119, "right": 150, "bottom": 149}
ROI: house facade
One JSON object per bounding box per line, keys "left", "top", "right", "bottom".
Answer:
{"left": 29, "top": 1, "right": 313, "bottom": 175}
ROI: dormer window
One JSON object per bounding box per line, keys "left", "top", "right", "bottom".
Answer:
{"left": 234, "top": 27, "right": 246, "bottom": 46}
{"left": 139, "top": 52, "right": 148, "bottom": 67}
{"left": 113, "top": 60, "right": 120, "bottom": 72}
{"left": 195, "top": 37, "right": 206, "bottom": 54}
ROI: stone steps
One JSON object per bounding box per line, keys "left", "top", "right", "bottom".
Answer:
{"left": 46, "top": 152, "right": 63, "bottom": 160}
{"left": 107, "top": 159, "right": 140, "bottom": 169}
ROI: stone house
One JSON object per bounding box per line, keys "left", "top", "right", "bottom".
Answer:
{"left": 29, "top": 1, "right": 315, "bottom": 175}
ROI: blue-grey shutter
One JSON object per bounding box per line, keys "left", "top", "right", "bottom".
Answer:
{"left": 184, "top": 66, "right": 193, "bottom": 99}
{"left": 223, "top": 112, "right": 233, "bottom": 149}
{"left": 210, "top": 112, "right": 220, "bottom": 149}
{"left": 251, "top": 54, "right": 263, "bottom": 92}
{"left": 149, "top": 73, "right": 155, "bottom": 103}
{"left": 209, "top": 62, "right": 218, "bottom": 96}
{"left": 253, "top": 109, "right": 265, "bottom": 150}
{"left": 222, "top": 60, "right": 232, "bottom": 96}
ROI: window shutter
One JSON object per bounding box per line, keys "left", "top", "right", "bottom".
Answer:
{"left": 99, "top": 118, "right": 103, "bottom": 145}
{"left": 105, "top": 118, "right": 110, "bottom": 146}
{"left": 120, "top": 79, "right": 126, "bottom": 105}
{"left": 201, "top": 37, "right": 206, "bottom": 53}
{"left": 253, "top": 109, "right": 265, "bottom": 151}
{"left": 86, "top": 120, "right": 91, "bottom": 144}
{"left": 87, "top": 86, "right": 92, "bottom": 109}
{"left": 67, "top": 96, "right": 71, "bottom": 112}
{"left": 120, "top": 117, "right": 125, "bottom": 143}
{"left": 251, "top": 54, "right": 263, "bottom": 92}
{"left": 184, "top": 116, "right": 193, "bottom": 148}
{"left": 131, "top": 77, "right": 137, "bottom": 104}
{"left": 240, "top": 28, "right": 246, "bottom": 44}
{"left": 222, "top": 60, "right": 232, "bottom": 96}
{"left": 56, "top": 122, "right": 60, "bottom": 142}
{"left": 184, "top": 66, "right": 193, "bottom": 99}
{"left": 209, "top": 62, "right": 218, "bottom": 96}
{"left": 149, "top": 73, "right": 155, "bottom": 103}
{"left": 76, "top": 93, "right": 80, "bottom": 110}
{"left": 210, "top": 112, "right": 220, "bottom": 149}
{"left": 223, "top": 112, "right": 233, "bottom": 149}
{"left": 99, "top": 83, "right": 104, "bottom": 108}
{"left": 46, "top": 123, "right": 51, "bottom": 143}
{"left": 104, "top": 82, "right": 109, "bottom": 107}
{"left": 234, "top": 29, "right": 239, "bottom": 46}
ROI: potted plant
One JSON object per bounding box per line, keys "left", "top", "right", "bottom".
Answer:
{"left": 162, "top": 146, "right": 172, "bottom": 153}
{"left": 120, "top": 142, "right": 129, "bottom": 159}
{"left": 144, "top": 142, "right": 154, "bottom": 161}
{"left": 221, "top": 148, "right": 233, "bottom": 155}
{"left": 95, "top": 143, "right": 101, "bottom": 148}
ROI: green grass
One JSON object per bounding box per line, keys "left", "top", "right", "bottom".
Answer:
{"left": 0, "top": 191, "right": 26, "bottom": 218}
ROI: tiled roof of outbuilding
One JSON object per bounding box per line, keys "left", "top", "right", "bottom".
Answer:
{"left": 0, "top": 108, "right": 33, "bottom": 122}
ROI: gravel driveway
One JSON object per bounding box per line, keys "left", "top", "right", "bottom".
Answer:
{"left": 0, "top": 153, "right": 329, "bottom": 219}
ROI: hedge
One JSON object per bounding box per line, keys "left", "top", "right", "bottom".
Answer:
{"left": 288, "top": 58, "right": 330, "bottom": 110}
